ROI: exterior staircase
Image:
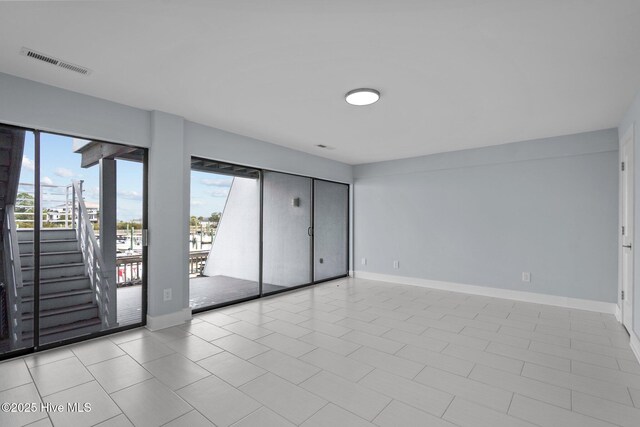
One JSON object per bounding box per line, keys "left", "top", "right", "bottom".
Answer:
{"left": 0, "top": 127, "right": 24, "bottom": 235}
{"left": 17, "top": 228, "right": 101, "bottom": 344}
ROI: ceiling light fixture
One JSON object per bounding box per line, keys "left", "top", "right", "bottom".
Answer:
{"left": 345, "top": 88, "right": 380, "bottom": 106}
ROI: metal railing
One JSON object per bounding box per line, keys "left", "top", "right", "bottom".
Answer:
{"left": 15, "top": 181, "right": 98, "bottom": 229}
{"left": 2, "top": 206, "right": 24, "bottom": 349}
{"left": 112, "top": 251, "right": 208, "bottom": 286}
{"left": 189, "top": 251, "right": 209, "bottom": 276}
{"left": 116, "top": 255, "right": 143, "bottom": 286}
{"left": 72, "top": 180, "right": 111, "bottom": 328}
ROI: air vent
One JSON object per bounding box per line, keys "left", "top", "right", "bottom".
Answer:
{"left": 20, "top": 47, "right": 91, "bottom": 75}
{"left": 316, "top": 144, "right": 335, "bottom": 150}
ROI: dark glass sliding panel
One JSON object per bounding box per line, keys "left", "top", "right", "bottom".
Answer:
{"left": 262, "top": 171, "right": 312, "bottom": 292}
{"left": 314, "top": 180, "right": 349, "bottom": 281}
{"left": 38, "top": 133, "right": 145, "bottom": 345}
{"left": 189, "top": 159, "right": 260, "bottom": 310}
{"left": 0, "top": 126, "right": 35, "bottom": 355}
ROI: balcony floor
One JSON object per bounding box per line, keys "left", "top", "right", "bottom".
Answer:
{"left": 189, "top": 275, "right": 285, "bottom": 310}
{"left": 116, "top": 275, "right": 287, "bottom": 322}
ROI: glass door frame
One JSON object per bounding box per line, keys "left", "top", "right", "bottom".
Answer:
{"left": 189, "top": 158, "right": 263, "bottom": 313}
{"left": 0, "top": 122, "right": 148, "bottom": 362}
{"left": 188, "top": 156, "right": 350, "bottom": 313}
{"left": 311, "top": 178, "right": 351, "bottom": 285}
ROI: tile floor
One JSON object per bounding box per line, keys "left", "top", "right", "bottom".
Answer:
{"left": 1, "top": 277, "right": 640, "bottom": 427}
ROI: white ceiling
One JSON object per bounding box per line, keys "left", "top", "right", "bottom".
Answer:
{"left": 1, "top": 1, "right": 640, "bottom": 165}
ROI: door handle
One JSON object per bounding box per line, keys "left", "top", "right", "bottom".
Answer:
{"left": 308, "top": 227, "right": 313, "bottom": 237}
{"left": 623, "top": 244, "right": 632, "bottom": 249}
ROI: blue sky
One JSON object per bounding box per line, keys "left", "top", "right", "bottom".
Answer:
{"left": 19, "top": 132, "right": 143, "bottom": 221}
{"left": 190, "top": 171, "right": 232, "bottom": 218}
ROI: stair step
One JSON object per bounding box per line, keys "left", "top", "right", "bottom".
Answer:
{"left": 20, "top": 251, "right": 83, "bottom": 267}
{"left": 22, "top": 289, "right": 95, "bottom": 312}
{"left": 21, "top": 276, "right": 91, "bottom": 297}
{"left": 22, "top": 302, "right": 99, "bottom": 331}
{"left": 19, "top": 240, "right": 79, "bottom": 253}
{"left": 17, "top": 229, "right": 77, "bottom": 242}
{"left": 21, "top": 263, "right": 86, "bottom": 281}
{"left": 23, "top": 288, "right": 94, "bottom": 302}
{"left": 23, "top": 317, "right": 102, "bottom": 342}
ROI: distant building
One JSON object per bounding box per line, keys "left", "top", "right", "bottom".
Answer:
{"left": 46, "top": 201, "right": 99, "bottom": 224}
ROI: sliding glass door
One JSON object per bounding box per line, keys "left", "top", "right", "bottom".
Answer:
{"left": 262, "top": 171, "right": 313, "bottom": 293}
{"left": 37, "top": 133, "right": 146, "bottom": 345}
{"left": 313, "top": 180, "right": 349, "bottom": 282}
{"left": 187, "top": 157, "right": 349, "bottom": 312}
{"left": 189, "top": 159, "right": 260, "bottom": 311}
{"left": 0, "top": 123, "right": 147, "bottom": 358}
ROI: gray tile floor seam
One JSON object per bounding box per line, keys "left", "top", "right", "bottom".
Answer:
{"left": 24, "top": 356, "right": 54, "bottom": 427}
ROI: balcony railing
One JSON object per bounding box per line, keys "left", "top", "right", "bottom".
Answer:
{"left": 115, "top": 250, "right": 209, "bottom": 286}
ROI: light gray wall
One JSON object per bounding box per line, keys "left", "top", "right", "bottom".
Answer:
{"left": 354, "top": 129, "right": 619, "bottom": 303}
{"left": 184, "top": 121, "right": 352, "bottom": 184}
{"left": 0, "top": 73, "right": 151, "bottom": 147}
{"left": 147, "top": 111, "right": 187, "bottom": 319}
{"left": 619, "top": 90, "right": 640, "bottom": 335}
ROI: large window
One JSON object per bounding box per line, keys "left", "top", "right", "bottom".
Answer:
{"left": 0, "top": 124, "right": 147, "bottom": 358}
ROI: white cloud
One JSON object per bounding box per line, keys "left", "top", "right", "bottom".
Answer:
{"left": 210, "top": 189, "right": 229, "bottom": 198}
{"left": 201, "top": 178, "right": 232, "bottom": 187}
{"left": 117, "top": 190, "right": 142, "bottom": 201}
{"left": 41, "top": 176, "right": 54, "bottom": 186}
{"left": 22, "top": 156, "right": 35, "bottom": 171}
{"left": 54, "top": 167, "right": 74, "bottom": 178}
{"left": 190, "top": 199, "right": 205, "bottom": 206}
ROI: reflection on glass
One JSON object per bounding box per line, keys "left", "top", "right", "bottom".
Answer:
{"left": 314, "top": 180, "right": 349, "bottom": 282}
{"left": 262, "top": 171, "right": 312, "bottom": 291}
{"left": 0, "top": 126, "right": 34, "bottom": 354}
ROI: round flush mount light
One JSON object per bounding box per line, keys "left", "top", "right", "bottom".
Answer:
{"left": 345, "top": 88, "right": 380, "bottom": 106}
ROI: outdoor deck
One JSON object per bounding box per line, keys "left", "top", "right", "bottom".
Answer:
{"left": 116, "top": 275, "right": 286, "bottom": 322}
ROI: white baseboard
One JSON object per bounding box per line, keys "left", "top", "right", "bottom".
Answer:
{"left": 354, "top": 271, "right": 616, "bottom": 314}
{"left": 146, "top": 308, "right": 192, "bottom": 331}
{"left": 615, "top": 305, "right": 622, "bottom": 322}
{"left": 631, "top": 332, "right": 640, "bottom": 365}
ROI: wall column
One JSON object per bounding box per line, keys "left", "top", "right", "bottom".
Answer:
{"left": 147, "top": 111, "right": 190, "bottom": 329}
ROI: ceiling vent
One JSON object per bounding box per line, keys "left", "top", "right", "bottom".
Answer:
{"left": 19, "top": 47, "right": 92, "bottom": 75}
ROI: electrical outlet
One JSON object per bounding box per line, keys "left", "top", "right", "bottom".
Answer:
{"left": 522, "top": 272, "right": 531, "bottom": 283}
{"left": 361, "top": 257, "right": 367, "bottom": 265}
{"left": 393, "top": 260, "right": 399, "bottom": 269}
{"left": 163, "top": 288, "right": 172, "bottom": 301}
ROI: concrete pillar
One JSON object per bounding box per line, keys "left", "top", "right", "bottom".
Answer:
{"left": 146, "top": 111, "right": 190, "bottom": 330}
{"left": 100, "top": 158, "right": 118, "bottom": 327}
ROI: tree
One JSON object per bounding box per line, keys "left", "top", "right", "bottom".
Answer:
{"left": 15, "top": 192, "right": 34, "bottom": 228}
{"left": 209, "top": 212, "right": 221, "bottom": 224}
{"left": 117, "top": 221, "right": 142, "bottom": 230}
